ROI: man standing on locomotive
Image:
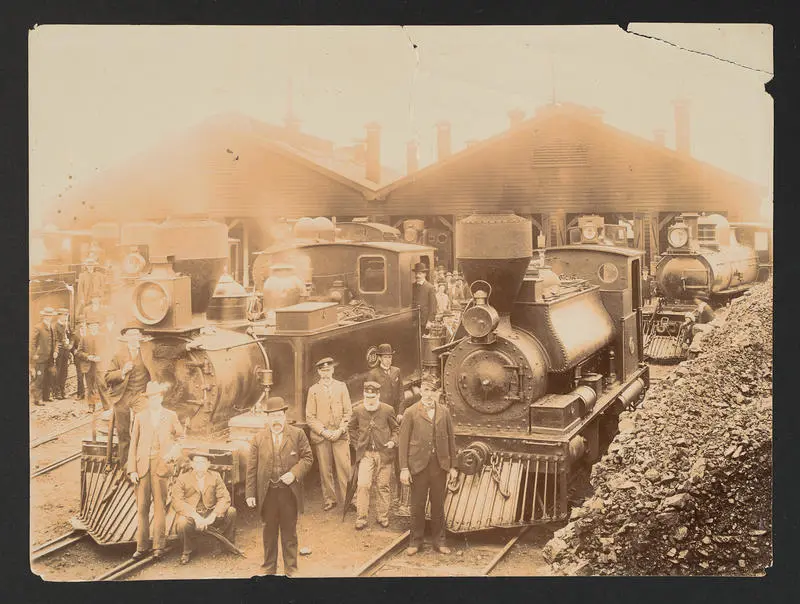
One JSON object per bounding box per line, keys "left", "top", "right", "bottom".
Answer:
{"left": 348, "top": 382, "right": 399, "bottom": 529}
{"left": 105, "top": 328, "right": 152, "bottom": 465}
{"left": 398, "top": 377, "right": 458, "bottom": 556}
{"left": 76, "top": 257, "right": 105, "bottom": 315}
{"left": 305, "top": 357, "right": 352, "bottom": 512}
{"left": 246, "top": 396, "right": 313, "bottom": 577}
{"left": 411, "top": 262, "right": 437, "bottom": 334}
{"left": 29, "top": 307, "right": 58, "bottom": 406}
{"left": 127, "top": 381, "right": 184, "bottom": 561}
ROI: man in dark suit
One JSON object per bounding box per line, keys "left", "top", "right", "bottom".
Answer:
{"left": 70, "top": 315, "right": 87, "bottom": 401}
{"left": 76, "top": 257, "right": 105, "bottom": 315}
{"left": 30, "top": 307, "right": 58, "bottom": 406}
{"left": 173, "top": 450, "right": 237, "bottom": 565}
{"left": 52, "top": 308, "right": 72, "bottom": 400}
{"left": 127, "top": 381, "right": 184, "bottom": 560}
{"left": 411, "top": 262, "right": 437, "bottom": 334}
{"left": 367, "top": 344, "right": 405, "bottom": 417}
{"left": 348, "top": 382, "right": 400, "bottom": 529}
{"left": 105, "top": 328, "right": 152, "bottom": 464}
{"left": 246, "top": 397, "right": 313, "bottom": 577}
{"left": 74, "top": 319, "right": 105, "bottom": 412}
{"left": 398, "top": 377, "right": 458, "bottom": 556}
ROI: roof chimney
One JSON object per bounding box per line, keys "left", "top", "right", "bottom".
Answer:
{"left": 672, "top": 99, "right": 691, "bottom": 155}
{"left": 653, "top": 129, "right": 666, "bottom": 146}
{"left": 406, "top": 140, "right": 419, "bottom": 175}
{"left": 365, "top": 122, "right": 382, "bottom": 184}
{"left": 508, "top": 108, "right": 525, "bottom": 129}
{"left": 436, "top": 121, "right": 452, "bottom": 162}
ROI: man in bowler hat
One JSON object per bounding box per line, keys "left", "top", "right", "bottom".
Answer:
{"left": 411, "top": 262, "right": 437, "bottom": 334}
{"left": 246, "top": 396, "right": 313, "bottom": 577}
{"left": 367, "top": 344, "right": 405, "bottom": 417}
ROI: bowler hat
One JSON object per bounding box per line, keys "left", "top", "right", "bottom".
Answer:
{"left": 376, "top": 343, "right": 395, "bottom": 356}
{"left": 39, "top": 307, "right": 57, "bottom": 317}
{"left": 314, "top": 357, "right": 336, "bottom": 369}
{"left": 118, "top": 327, "right": 153, "bottom": 343}
{"left": 263, "top": 396, "right": 289, "bottom": 413}
{"left": 412, "top": 262, "right": 429, "bottom": 273}
{"left": 363, "top": 381, "right": 381, "bottom": 394}
{"left": 143, "top": 381, "right": 170, "bottom": 398}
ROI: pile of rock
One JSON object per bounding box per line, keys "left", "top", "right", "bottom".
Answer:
{"left": 545, "top": 280, "right": 773, "bottom": 576}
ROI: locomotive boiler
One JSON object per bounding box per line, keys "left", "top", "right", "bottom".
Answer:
{"left": 75, "top": 214, "right": 434, "bottom": 546}
{"left": 644, "top": 213, "right": 771, "bottom": 361}
{"left": 440, "top": 213, "right": 649, "bottom": 532}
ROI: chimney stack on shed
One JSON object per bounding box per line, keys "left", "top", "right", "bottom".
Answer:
{"left": 406, "top": 140, "right": 419, "bottom": 175}
{"left": 365, "top": 122, "right": 382, "bottom": 184}
{"left": 673, "top": 99, "right": 691, "bottom": 155}
{"left": 653, "top": 129, "right": 666, "bottom": 146}
{"left": 508, "top": 108, "right": 526, "bottom": 129}
{"left": 436, "top": 121, "right": 452, "bottom": 162}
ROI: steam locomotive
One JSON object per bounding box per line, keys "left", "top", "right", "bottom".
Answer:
{"left": 436, "top": 213, "right": 649, "bottom": 531}
{"left": 76, "top": 214, "right": 434, "bottom": 546}
{"left": 643, "top": 213, "right": 772, "bottom": 362}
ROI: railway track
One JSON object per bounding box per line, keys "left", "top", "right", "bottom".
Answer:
{"left": 31, "top": 451, "right": 82, "bottom": 478}
{"left": 354, "top": 526, "right": 530, "bottom": 577}
{"left": 31, "top": 412, "right": 97, "bottom": 449}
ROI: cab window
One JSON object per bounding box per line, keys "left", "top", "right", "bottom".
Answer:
{"left": 358, "top": 255, "right": 386, "bottom": 293}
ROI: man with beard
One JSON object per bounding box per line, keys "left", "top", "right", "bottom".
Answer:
{"left": 348, "top": 382, "right": 399, "bottom": 529}
{"left": 127, "top": 381, "right": 184, "bottom": 560}
{"left": 305, "top": 357, "right": 352, "bottom": 512}
{"left": 173, "top": 451, "right": 237, "bottom": 565}
{"left": 246, "top": 397, "right": 313, "bottom": 577}
{"left": 398, "top": 378, "right": 458, "bottom": 556}
{"left": 105, "top": 328, "right": 152, "bottom": 464}
{"left": 411, "top": 262, "right": 437, "bottom": 334}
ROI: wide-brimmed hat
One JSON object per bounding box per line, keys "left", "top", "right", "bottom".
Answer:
{"left": 363, "top": 381, "right": 381, "bottom": 394}
{"left": 412, "top": 262, "right": 429, "bottom": 273}
{"left": 118, "top": 327, "right": 153, "bottom": 343}
{"left": 39, "top": 307, "right": 57, "bottom": 317}
{"left": 376, "top": 343, "right": 395, "bottom": 356}
{"left": 187, "top": 449, "right": 219, "bottom": 462}
{"left": 314, "top": 357, "right": 337, "bottom": 369}
{"left": 263, "top": 396, "right": 289, "bottom": 413}
{"left": 143, "top": 381, "right": 170, "bottom": 398}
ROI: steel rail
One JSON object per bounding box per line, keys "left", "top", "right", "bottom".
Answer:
{"left": 479, "top": 526, "right": 530, "bottom": 575}
{"left": 95, "top": 546, "right": 175, "bottom": 581}
{"left": 31, "top": 413, "right": 97, "bottom": 449}
{"left": 31, "top": 452, "right": 82, "bottom": 478}
{"left": 353, "top": 530, "right": 411, "bottom": 577}
{"left": 31, "top": 530, "right": 88, "bottom": 561}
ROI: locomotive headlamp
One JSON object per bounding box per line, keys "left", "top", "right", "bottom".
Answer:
{"left": 462, "top": 304, "right": 500, "bottom": 338}
{"left": 668, "top": 227, "right": 689, "bottom": 248}
{"left": 581, "top": 225, "right": 598, "bottom": 241}
{"left": 133, "top": 280, "right": 171, "bottom": 325}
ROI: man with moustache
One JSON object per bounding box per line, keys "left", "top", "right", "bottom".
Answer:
{"left": 173, "top": 450, "right": 237, "bottom": 565}
{"left": 366, "top": 344, "right": 405, "bottom": 418}
{"left": 398, "top": 378, "right": 458, "bottom": 556}
{"left": 30, "top": 307, "right": 58, "bottom": 405}
{"left": 127, "top": 381, "right": 184, "bottom": 560}
{"left": 305, "top": 357, "right": 352, "bottom": 511}
{"left": 411, "top": 262, "right": 437, "bottom": 334}
{"left": 246, "top": 397, "right": 313, "bottom": 577}
{"left": 105, "top": 328, "right": 152, "bottom": 464}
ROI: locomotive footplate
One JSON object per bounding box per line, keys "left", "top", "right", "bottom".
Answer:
{"left": 442, "top": 366, "right": 648, "bottom": 532}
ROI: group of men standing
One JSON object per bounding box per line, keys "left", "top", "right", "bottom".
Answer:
{"left": 411, "top": 262, "right": 468, "bottom": 334}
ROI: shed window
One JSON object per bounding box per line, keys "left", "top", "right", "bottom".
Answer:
{"left": 358, "top": 255, "right": 386, "bottom": 293}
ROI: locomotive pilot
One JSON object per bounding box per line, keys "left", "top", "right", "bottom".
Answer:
{"left": 246, "top": 396, "right": 313, "bottom": 577}
{"left": 398, "top": 377, "right": 458, "bottom": 556}
{"left": 173, "top": 450, "right": 237, "bottom": 565}
{"left": 127, "top": 381, "right": 184, "bottom": 561}
{"left": 305, "top": 357, "right": 353, "bottom": 511}
{"left": 348, "top": 382, "right": 400, "bottom": 529}
{"left": 29, "top": 307, "right": 58, "bottom": 406}
{"left": 367, "top": 344, "right": 405, "bottom": 417}
{"left": 411, "top": 262, "right": 437, "bottom": 334}
{"left": 105, "top": 328, "right": 153, "bottom": 465}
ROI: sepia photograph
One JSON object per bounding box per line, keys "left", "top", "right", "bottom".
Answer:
{"left": 28, "top": 24, "right": 773, "bottom": 580}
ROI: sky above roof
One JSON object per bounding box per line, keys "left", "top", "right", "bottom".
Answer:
{"left": 29, "top": 24, "right": 773, "bottom": 229}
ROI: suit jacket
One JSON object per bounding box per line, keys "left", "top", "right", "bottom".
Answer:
{"left": 367, "top": 366, "right": 404, "bottom": 414}
{"left": 127, "top": 407, "right": 184, "bottom": 477}
{"left": 172, "top": 469, "right": 231, "bottom": 518}
{"left": 349, "top": 402, "right": 400, "bottom": 463}
{"left": 55, "top": 322, "right": 71, "bottom": 356}
{"left": 30, "top": 321, "right": 56, "bottom": 365}
{"left": 398, "top": 402, "right": 457, "bottom": 475}
{"left": 74, "top": 333, "right": 102, "bottom": 374}
{"left": 411, "top": 280, "right": 437, "bottom": 327}
{"left": 245, "top": 425, "right": 313, "bottom": 516}
{"left": 305, "top": 379, "right": 352, "bottom": 445}
{"left": 104, "top": 347, "right": 151, "bottom": 410}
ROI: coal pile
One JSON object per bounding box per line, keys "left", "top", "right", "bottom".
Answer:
{"left": 545, "top": 280, "right": 773, "bottom": 576}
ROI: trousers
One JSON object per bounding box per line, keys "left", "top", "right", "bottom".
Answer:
{"left": 176, "top": 507, "right": 237, "bottom": 554}
{"left": 30, "top": 362, "right": 54, "bottom": 403}
{"left": 314, "top": 438, "right": 351, "bottom": 507}
{"left": 261, "top": 484, "right": 298, "bottom": 576}
{"left": 356, "top": 451, "right": 392, "bottom": 524}
{"left": 114, "top": 404, "right": 133, "bottom": 466}
{"left": 409, "top": 457, "right": 447, "bottom": 549}
{"left": 75, "top": 366, "right": 85, "bottom": 399}
{"left": 54, "top": 351, "right": 70, "bottom": 398}
{"left": 135, "top": 461, "right": 169, "bottom": 552}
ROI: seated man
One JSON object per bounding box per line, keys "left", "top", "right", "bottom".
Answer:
{"left": 173, "top": 450, "right": 237, "bottom": 565}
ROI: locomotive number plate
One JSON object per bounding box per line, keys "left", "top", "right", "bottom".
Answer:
{"left": 598, "top": 262, "right": 619, "bottom": 284}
